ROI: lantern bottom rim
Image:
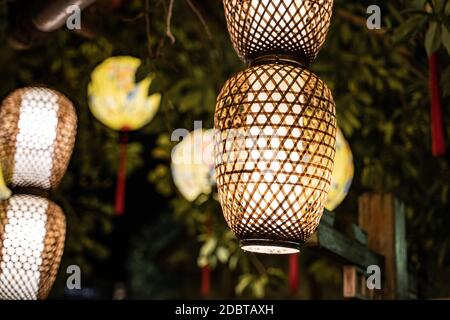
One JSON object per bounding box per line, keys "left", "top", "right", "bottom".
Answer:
{"left": 240, "top": 239, "right": 301, "bottom": 255}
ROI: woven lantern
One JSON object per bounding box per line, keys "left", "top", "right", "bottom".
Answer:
{"left": 88, "top": 56, "right": 161, "bottom": 215}
{"left": 215, "top": 63, "right": 336, "bottom": 254}
{"left": 223, "top": 0, "right": 334, "bottom": 64}
{"left": 324, "top": 127, "right": 354, "bottom": 211}
{"left": 0, "top": 194, "right": 66, "bottom": 300}
{"left": 0, "top": 87, "right": 77, "bottom": 190}
{"left": 171, "top": 129, "right": 216, "bottom": 202}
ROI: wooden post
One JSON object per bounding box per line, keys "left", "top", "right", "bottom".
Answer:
{"left": 358, "top": 193, "right": 408, "bottom": 299}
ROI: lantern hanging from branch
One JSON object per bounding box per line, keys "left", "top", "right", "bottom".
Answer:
{"left": 0, "top": 87, "right": 77, "bottom": 190}
{"left": 324, "top": 127, "right": 354, "bottom": 211}
{"left": 223, "top": 0, "right": 334, "bottom": 65}
{"left": 215, "top": 63, "right": 336, "bottom": 254}
{"left": 0, "top": 194, "right": 66, "bottom": 300}
{"left": 88, "top": 56, "right": 161, "bottom": 215}
{"left": 171, "top": 129, "right": 216, "bottom": 202}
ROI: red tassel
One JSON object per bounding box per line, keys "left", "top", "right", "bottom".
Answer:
{"left": 115, "top": 128, "right": 129, "bottom": 215}
{"left": 201, "top": 265, "right": 211, "bottom": 297}
{"left": 429, "top": 53, "right": 446, "bottom": 157}
{"left": 289, "top": 253, "right": 299, "bottom": 295}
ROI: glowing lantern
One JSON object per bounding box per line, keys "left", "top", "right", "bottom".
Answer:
{"left": 0, "top": 87, "right": 77, "bottom": 190}
{"left": 223, "top": 0, "right": 334, "bottom": 64}
{"left": 215, "top": 63, "right": 336, "bottom": 254}
{"left": 171, "top": 129, "right": 215, "bottom": 202}
{"left": 0, "top": 195, "right": 66, "bottom": 300}
{"left": 88, "top": 56, "right": 161, "bottom": 214}
{"left": 324, "top": 127, "right": 354, "bottom": 211}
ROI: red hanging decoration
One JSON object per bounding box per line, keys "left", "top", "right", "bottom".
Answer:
{"left": 429, "top": 53, "right": 446, "bottom": 157}
{"left": 115, "top": 128, "right": 129, "bottom": 215}
{"left": 289, "top": 253, "right": 299, "bottom": 295}
{"left": 201, "top": 265, "right": 211, "bottom": 297}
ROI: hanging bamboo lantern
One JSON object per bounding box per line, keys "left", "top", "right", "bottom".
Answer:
{"left": 324, "top": 127, "right": 353, "bottom": 211}
{"left": 88, "top": 56, "right": 161, "bottom": 215}
{"left": 0, "top": 87, "right": 77, "bottom": 190}
{"left": 223, "top": 0, "right": 334, "bottom": 64}
{"left": 215, "top": 63, "right": 336, "bottom": 254}
{"left": 171, "top": 129, "right": 216, "bottom": 202}
{"left": 0, "top": 194, "right": 66, "bottom": 300}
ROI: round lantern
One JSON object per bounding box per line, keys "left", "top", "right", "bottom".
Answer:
{"left": 0, "top": 87, "right": 77, "bottom": 190}
{"left": 214, "top": 63, "right": 336, "bottom": 254}
{"left": 324, "top": 127, "right": 354, "bottom": 211}
{"left": 88, "top": 56, "right": 161, "bottom": 215}
{"left": 223, "top": 0, "right": 334, "bottom": 65}
{"left": 171, "top": 129, "right": 215, "bottom": 202}
{"left": 88, "top": 56, "right": 161, "bottom": 132}
{"left": 0, "top": 194, "right": 66, "bottom": 300}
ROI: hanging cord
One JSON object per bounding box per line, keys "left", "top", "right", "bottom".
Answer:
{"left": 429, "top": 53, "right": 446, "bottom": 157}
{"left": 115, "top": 128, "right": 129, "bottom": 215}
{"left": 0, "top": 161, "right": 12, "bottom": 201}
{"left": 289, "top": 253, "right": 299, "bottom": 295}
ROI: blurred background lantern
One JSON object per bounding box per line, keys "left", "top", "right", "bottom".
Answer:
{"left": 0, "top": 87, "right": 77, "bottom": 190}
{"left": 88, "top": 56, "right": 161, "bottom": 215}
{"left": 171, "top": 128, "right": 216, "bottom": 297}
{"left": 171, "top": 129, "right": 216, "bottom": 202}
{"left": 0, "top": 194, "right": 66, "bottom": 300}
{"left": 215, "top": 63, "right": 336, "bottom": 254}
{"left": 324, "top": 127, "right": 354, "bottom": 211}
{"left": 223, "top": 0, "right": 334, "bottom": 64}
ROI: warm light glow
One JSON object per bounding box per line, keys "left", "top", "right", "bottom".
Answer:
{"left": 215, "top": 63, "right": 336, "bottom": 251}
{"left": 171, "top": 129, "right": 216, "bottom": 202}
{"left": 88, "top": 56, "right": 161, "bottom": 131}
{"left": 223, "top": 0, "right": 334, "bottom": 63}
{"left": 0, "top": 195, "right": 66, "bottom": 300}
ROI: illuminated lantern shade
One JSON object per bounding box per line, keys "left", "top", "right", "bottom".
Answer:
{"left": 0, "top": 87, "right": 77, "bottom": 190}
{"left": 88, "top": 56, "right": 161, "bottom": 214}
{"left": 214, "top": 63, "right": 336, "bottom": 254}
{"left": 171, "top": 129, "right": 215, "bottom": 202}
{"left": 324, "top": 127, "right": 354, "bottom": 211}
{"left": 223, "top": 0, "right": 334, "bottom": 64}
{"left": 0, "top": 194, "right": 66, "bottom": 300}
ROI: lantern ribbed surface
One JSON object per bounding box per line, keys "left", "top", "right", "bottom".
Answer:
{"left": 0, "top": 194, "right": 66, "bottom": 300}
{"left": 223, "top": 0, "right": 334, "bottom": 65}
{"left": 0, "top": 87, "right": 77, "bottom": 190}
{"left": 214, "top": 63, "right": 336, "bottom": 254}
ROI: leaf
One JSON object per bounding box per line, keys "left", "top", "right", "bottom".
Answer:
{"left": 236, "top": 274, "right": 254, "bottom": 295}
{"left": 392, "top": 15, "right": 427, "bottom": 44}
{"left": 425, "top": 22, "right": 442, "bottom": 56}
{"left": 441, "top": 25, "right": 450, "bottom": 55}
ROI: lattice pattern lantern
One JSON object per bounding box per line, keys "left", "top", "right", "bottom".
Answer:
{"left": 325, "top": 127, "right": 354, "bottom": 211}
{"left": 88, "top": 56, "right": 161, "bottom": 215}
{"left": 0, "top": 195, "right": 66, "bottom": 300}
{"left": 0, "top": 87, "right": 77, "bottom": 190}
{"left": 223, "top": 0, "right": 334, "bottom": 65}
{"left": 171, "top": 129, "right": 216, "bottom": 202}
{"left": 215, "top": 63, "right": 336, "bottom": 253}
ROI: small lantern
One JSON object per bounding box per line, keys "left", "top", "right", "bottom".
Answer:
{"left": 223, "top": 0, "right": 334, "bottom": 64}
{"left": 214, "top": 63, "right": 336, "bottom": 254}
{"left": 88, "top": 56, "right": 161, "bottom": 214}
{"left": 171, "top": 129, "right": 216, "bottom": 202}
{"left": 0, "top": 194, "right": 66, "bottom": 300}
{"left": 0, "top": 87, "right": 77, "bottom": 190}
{"left": 325, "top": 127, "right": 354, "bottom": 211}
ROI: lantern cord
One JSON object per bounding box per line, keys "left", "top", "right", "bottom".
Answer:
{"left": 0, "top": 162, "right": 11, "bottom": 201}
{"left": 429, "top": 53, "right": 446, "bottom": 157}
{"left": 115, "top": 130, "right": 129, "bottom": 215}
{"left": 289, "top": 253, "right": 299, "bottom": 295}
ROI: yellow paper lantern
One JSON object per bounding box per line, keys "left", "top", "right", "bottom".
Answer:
{"left": 171, "top": 129, "right": 215, "bottom": 202}
{"left": 324, "top": 127, "right": 354, "bottom": 211}
{"left": 88, "top": 56, "right": 161, "bottom": 131}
